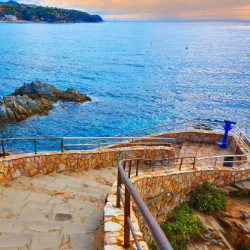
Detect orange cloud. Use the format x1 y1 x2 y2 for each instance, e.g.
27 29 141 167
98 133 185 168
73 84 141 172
179 5 250 20
34 0 250 20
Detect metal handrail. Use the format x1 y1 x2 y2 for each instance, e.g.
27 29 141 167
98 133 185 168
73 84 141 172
230 127 250 151
116 159 173 249
0 137 174 141
0 136 174 158
197 153 249 168
1 120 249 158
112 120 250 156
114 119 224 137
197 154 250 161
115 154 249 249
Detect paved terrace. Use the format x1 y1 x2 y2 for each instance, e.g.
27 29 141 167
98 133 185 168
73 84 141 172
0 140 238 249
0 167 117 250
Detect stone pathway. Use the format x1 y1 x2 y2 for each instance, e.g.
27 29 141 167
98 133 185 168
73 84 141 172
177 141 236 168
0 166 117 250
0 141 239 249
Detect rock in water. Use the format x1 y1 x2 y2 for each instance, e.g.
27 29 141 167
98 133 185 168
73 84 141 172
12 80 91 103
60 88 91 102
0 80 91 122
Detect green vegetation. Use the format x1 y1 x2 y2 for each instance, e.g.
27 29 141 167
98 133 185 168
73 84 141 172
239 244 250 250
149 240 158 250
189 182 227 214
0 4 102 22
229 191 250 199
150 202 204 250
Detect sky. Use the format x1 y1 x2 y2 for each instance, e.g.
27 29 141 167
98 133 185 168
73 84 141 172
14 0 250 20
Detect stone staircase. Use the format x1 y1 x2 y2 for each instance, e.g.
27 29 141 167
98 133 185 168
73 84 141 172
0 166 117 250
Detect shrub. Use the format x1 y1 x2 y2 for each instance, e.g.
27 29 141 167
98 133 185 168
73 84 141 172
189 182 227 214
239 244 250 250
152 202 204 250
229 191 250 199
149 240 158 250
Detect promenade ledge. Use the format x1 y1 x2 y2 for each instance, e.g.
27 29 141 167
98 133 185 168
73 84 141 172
0 120 249 249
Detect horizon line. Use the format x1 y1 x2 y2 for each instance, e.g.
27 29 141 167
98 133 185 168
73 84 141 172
103 19 250 22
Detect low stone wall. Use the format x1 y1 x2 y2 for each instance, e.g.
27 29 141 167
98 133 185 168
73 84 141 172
104 166 250 249
106 130 248 156
0 146 174 182
152 130 247 155
132 166 250 243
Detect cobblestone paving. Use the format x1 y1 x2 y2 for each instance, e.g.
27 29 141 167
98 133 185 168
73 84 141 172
178 141 236 168
0 166 117 250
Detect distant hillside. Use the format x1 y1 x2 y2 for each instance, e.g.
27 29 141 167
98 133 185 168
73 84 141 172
0 2 103 23
0 1 19 4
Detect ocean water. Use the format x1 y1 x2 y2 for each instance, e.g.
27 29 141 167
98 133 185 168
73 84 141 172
0 21 249 142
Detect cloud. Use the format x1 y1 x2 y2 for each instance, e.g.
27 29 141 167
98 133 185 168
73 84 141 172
19 0 250 20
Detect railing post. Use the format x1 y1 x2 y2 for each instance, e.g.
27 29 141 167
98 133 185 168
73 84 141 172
116 167 121 208
34 139 37 154
193 157 196 169
214 158 217 167
150 159 154 172
1 140 5 158
61 138 64 152
124 186 131 248
123 161 127 171
179 158 183 170
98 139 101 150
128 160 132 178
136 160 139 176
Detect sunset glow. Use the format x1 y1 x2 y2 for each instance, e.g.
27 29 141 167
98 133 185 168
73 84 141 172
19 0 250 20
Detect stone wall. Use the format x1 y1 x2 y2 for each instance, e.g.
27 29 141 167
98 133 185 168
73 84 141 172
132 166 250 243
0 146 174 182
104 166 250 249
1 130 248 183
106 130 248 157
152 130 247 155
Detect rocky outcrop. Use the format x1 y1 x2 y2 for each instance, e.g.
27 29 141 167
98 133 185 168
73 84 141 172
188 183 250 250
0 80 91 122
12 80 91 102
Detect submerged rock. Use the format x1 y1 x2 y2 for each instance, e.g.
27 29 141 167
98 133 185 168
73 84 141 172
0 80 91 122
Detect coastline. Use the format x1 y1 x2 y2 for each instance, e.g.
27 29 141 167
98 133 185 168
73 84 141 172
0 20 102 23
0 20 29 23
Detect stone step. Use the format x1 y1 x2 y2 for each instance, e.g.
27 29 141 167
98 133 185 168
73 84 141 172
4 175 110 202
0 232 97 249
50 172 111 191
0 189 100 209
0 232 33 248
49 172 86 184
0 166 116 249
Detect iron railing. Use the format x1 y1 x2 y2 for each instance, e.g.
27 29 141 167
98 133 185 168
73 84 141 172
114 120 224 137
1 120 249 158
116 158 173 249
0 137 174 157
113 120 250 163
115 154 249 249
196 154 250 168
114 120 249 146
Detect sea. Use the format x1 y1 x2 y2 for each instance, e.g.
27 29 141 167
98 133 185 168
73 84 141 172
0 21 249 147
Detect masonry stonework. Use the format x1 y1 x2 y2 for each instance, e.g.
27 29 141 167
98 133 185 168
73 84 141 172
0 146 174 182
